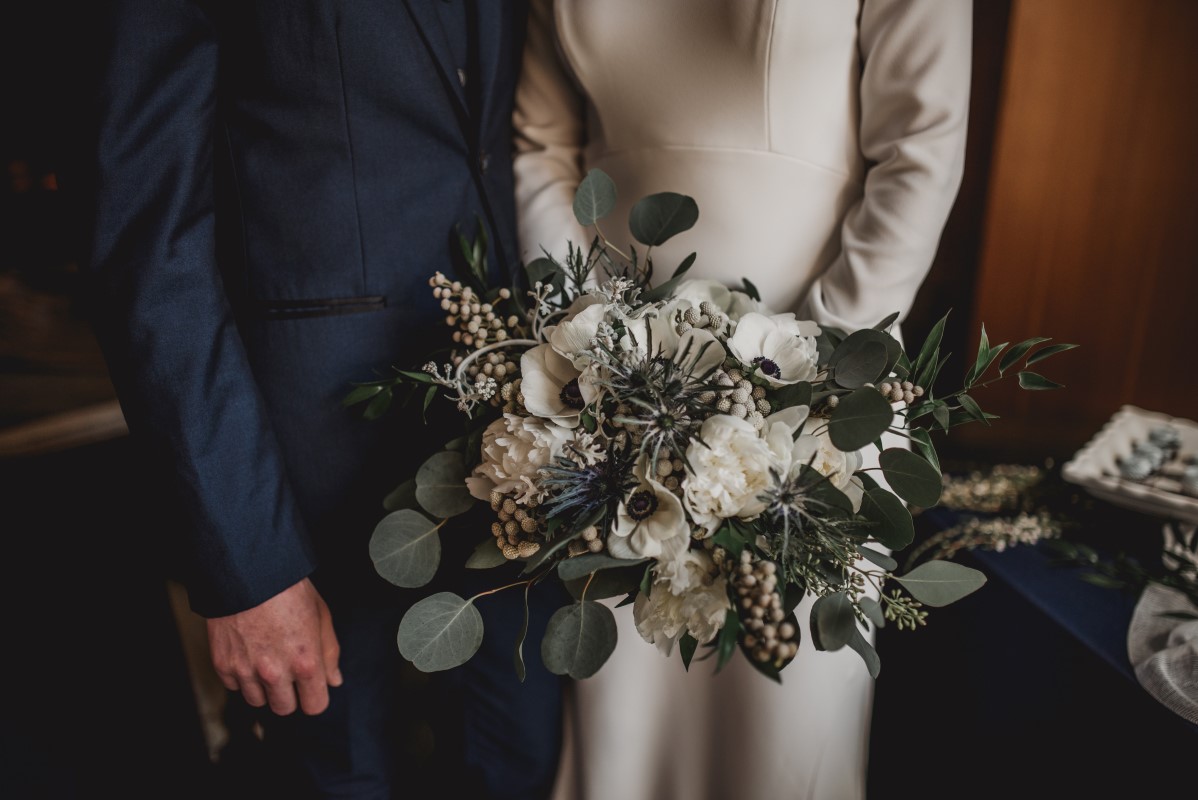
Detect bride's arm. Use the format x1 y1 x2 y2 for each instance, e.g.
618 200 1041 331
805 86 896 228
800 0 972 332
512 0 592 265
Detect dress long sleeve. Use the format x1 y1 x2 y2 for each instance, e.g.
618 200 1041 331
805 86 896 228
72 0 316 617
512 0 591 263
799 0 971 332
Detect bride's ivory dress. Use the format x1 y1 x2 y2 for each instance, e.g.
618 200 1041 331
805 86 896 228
512 2 971 797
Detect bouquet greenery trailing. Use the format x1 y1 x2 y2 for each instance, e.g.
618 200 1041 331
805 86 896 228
349 170 1073 681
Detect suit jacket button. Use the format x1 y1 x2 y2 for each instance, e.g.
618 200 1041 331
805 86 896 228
478 151 491 174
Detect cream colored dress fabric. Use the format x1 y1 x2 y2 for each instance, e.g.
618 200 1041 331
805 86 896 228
513 2 971 798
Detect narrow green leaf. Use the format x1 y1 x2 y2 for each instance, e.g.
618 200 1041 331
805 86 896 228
679 633 698 671
894 560 987 607
742 278 761 301
999 337 1051 374
912 313 948 380
858 545 899 573
908 428 941 473
879 448 943 508
558 553 648 582
932 401 950 430
715 609 741 673
639 253 697 302
1026 342 1078 366
564 565 645 601
397 592 484 672
369 509 442 588
966 341 1008 388
541 601 618 679
363 389 393 421
573 169 617 226
873 311 901 331
343 384 384 407
958 393 988 424
1018 371 1064 391
846 628 881 678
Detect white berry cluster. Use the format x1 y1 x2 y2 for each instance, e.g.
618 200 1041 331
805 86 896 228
428 272 521 356
566 525 606 556
875 380 924 404
489 489 546 560
675 301 728 336
699 368 772 430
651 449 687 492
730 551 798 665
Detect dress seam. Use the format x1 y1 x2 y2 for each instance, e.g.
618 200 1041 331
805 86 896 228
764 0 780 151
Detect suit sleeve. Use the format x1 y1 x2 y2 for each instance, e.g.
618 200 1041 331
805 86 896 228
71 1 316 617
511 0 591 263
799 0 971 332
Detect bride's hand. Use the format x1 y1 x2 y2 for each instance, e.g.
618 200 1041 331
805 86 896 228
206 577 343 716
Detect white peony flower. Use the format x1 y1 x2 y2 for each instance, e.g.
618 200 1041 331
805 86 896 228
726 290 765 321
633 550 730 655
609 459 691 561
520 344 599 428
683 414 776 533
727 312 820 387
466 413 573 503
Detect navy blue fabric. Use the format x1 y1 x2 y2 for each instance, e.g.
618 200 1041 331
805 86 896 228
67 2 564 798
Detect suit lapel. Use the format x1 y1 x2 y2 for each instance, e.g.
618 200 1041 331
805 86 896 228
401 0 470 127
473 1 506 130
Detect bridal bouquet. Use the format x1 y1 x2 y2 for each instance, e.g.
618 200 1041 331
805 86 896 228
350 170 1072 681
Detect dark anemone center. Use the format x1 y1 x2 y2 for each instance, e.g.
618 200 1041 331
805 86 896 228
752 356 781 378
559 378 585 409
626 489 659 521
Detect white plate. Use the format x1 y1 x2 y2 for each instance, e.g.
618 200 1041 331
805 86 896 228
1062 405 1198 523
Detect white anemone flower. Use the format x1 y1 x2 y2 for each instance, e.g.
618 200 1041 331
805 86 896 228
727 312 820 387
608 459 691 561
549 301 608 368
520 344 598 428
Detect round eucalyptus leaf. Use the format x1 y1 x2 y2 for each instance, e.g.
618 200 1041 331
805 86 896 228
859 596 885 629
846 628 881 678
859 488 915 550
828 388 894 452
832 340 889 389
894 560 987 607
878 448 942 508
628 192 699 246
541 601 618 679
573 169 617 226
829 328 901 379
465 538 508 570
369 509 442 588
811 592 856 652
415 450 474 518
397 592 484 672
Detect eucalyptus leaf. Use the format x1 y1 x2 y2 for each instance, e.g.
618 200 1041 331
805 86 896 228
415 450 475 518
397 592 484 672
859 488 914 550
833 340 889 389
830 329 901 383
369 509 442 588
894 560 987 607
770 381 813 412
558 553 648 582
846 628 881 678
999 337 1051 374
811 592 856 652
858 545 899 573
382 478 418 512
1026 342 1078 366
879 448 942 508
742 278 761 301
828 388 894 452
465 538 508 570
1017 371 1064 391
639 252 697 302
629 192 699 246
564 565 645 601
541 601 618 679
364 389 393 421
573 169 616 226
860 596 885 629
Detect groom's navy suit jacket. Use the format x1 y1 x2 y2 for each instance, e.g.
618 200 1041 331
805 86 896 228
75 0 529 618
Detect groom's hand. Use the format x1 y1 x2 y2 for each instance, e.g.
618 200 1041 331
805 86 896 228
207 578 343 716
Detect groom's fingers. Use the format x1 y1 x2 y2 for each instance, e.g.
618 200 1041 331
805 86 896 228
320 603 343 687
264 676 299 716
237 674 268 709
295 670 331 715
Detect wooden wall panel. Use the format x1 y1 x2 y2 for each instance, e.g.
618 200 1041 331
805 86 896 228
953 0 1198 460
